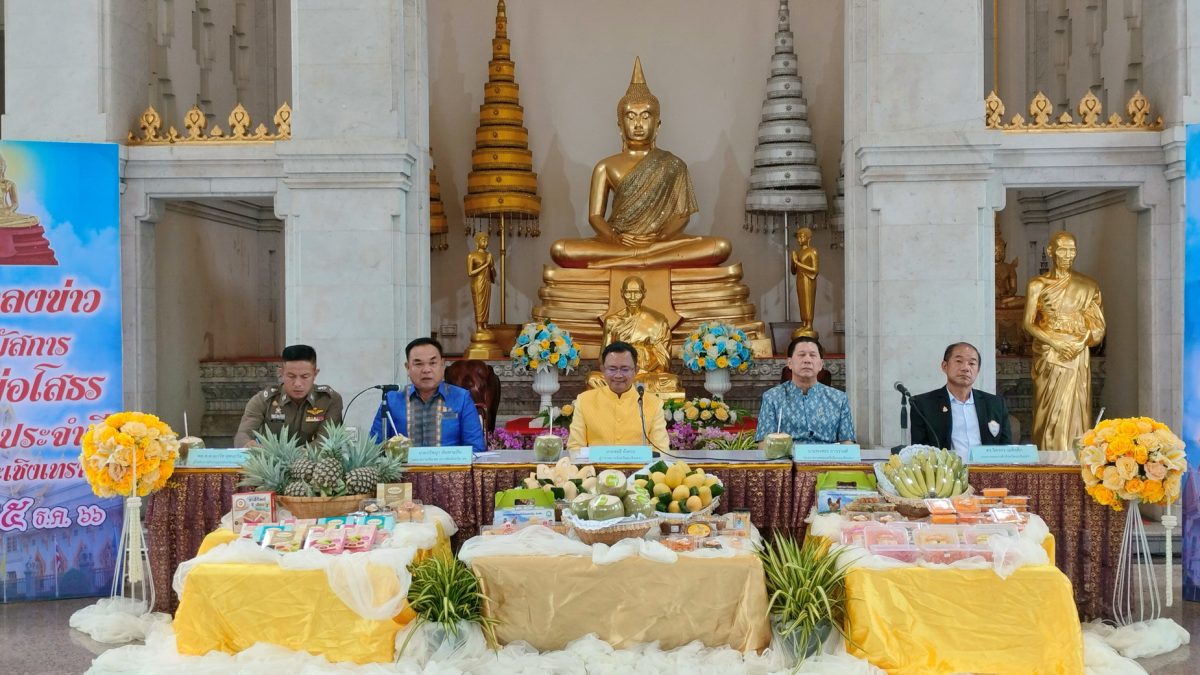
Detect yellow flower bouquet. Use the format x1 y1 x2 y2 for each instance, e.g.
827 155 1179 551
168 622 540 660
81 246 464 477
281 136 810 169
1078 417 1187 511
79 411 181 498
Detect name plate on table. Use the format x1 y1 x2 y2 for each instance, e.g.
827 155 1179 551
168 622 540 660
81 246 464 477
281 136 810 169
588 445 653 464
969 444 1039 464
185 448 247 468
793 443 861 463
406 446 474 465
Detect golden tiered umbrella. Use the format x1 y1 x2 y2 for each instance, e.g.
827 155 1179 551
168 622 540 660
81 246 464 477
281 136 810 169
463 0 540 345
429 152 449 251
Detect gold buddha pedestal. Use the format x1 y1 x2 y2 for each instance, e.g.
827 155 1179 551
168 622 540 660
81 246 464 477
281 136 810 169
534 58 771 364
0 154 57 266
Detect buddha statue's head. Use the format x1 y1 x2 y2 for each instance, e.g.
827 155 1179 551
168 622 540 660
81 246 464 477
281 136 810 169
617 57 660 149
620 276 646 311
474 231 489 250
995 231 1007 263
796 227 813 246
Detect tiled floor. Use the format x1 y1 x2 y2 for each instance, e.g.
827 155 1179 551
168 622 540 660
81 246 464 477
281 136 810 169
2 570 1197 674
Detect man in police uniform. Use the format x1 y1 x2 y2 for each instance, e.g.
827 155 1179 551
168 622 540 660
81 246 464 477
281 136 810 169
234 344 343 447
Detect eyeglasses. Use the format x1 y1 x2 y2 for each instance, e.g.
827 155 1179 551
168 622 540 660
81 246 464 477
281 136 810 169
603 366 636 376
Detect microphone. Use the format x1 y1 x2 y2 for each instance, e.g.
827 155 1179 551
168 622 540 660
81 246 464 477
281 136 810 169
375 384 401 392
894 382 941 450
635 383 649 448
893 381 911 397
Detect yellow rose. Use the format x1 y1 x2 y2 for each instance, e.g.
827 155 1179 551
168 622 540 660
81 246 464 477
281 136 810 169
700 410 713 421
1102 466 1124 491
698 357 707 368
716 356 729 368
561 404 574 416
685 407 699 420
1142 479 1165 504
1124 477 1144 495
1165 472 1182 500
1080 432 1097 447
1081 465 1100 487
1115 455 1139 481
1088 484 1116 507
715 408 729 421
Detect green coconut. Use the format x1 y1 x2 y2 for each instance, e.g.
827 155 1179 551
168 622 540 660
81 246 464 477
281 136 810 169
570 493 596 519
587 494 626 521
596 469 627 497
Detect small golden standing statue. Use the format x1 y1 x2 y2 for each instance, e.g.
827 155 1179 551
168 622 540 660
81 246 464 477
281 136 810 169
586 276 680 393
791 226 819 339
550 57 731 270
1023 231 1106 451
464 231 503 359
995 231 1023 309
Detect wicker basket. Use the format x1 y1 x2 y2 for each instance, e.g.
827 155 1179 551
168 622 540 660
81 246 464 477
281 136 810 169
565 515 659 546
277 493 372 520
879 486 975 519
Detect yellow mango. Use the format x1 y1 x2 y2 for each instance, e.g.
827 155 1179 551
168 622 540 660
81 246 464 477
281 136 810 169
671 485 691 502
684 473 706 488
668 500 682 514
686 495 703 513
650 471 667 485
698 485 713 506
652 482 672 497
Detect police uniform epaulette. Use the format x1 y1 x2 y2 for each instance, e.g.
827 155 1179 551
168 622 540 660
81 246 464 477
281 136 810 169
315 385 332 393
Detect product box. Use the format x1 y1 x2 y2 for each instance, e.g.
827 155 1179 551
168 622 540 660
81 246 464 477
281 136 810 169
362 513 396 532
817 489 878 514
253 523 287 544
318 516 354 527
377 483 413 510
305 526 347 554
493 505 555 527
262 528 303 553
231 492 275 530
344 524 378 554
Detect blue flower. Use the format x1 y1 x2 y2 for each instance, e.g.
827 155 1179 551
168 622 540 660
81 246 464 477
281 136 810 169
518 333 531 345
728 355 741 368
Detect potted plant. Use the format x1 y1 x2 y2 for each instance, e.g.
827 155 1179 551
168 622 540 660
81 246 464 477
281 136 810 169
758 536 852 664
397 551 499 659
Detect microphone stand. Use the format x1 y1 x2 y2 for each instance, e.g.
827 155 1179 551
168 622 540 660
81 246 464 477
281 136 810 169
636 384 650 449
896 390 909 453
376 388 401 439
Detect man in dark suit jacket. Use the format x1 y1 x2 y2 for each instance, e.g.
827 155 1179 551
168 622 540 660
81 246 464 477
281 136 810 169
910 342 1011 454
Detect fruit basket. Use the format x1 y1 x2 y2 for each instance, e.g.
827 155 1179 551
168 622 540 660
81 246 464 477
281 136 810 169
562 513 659 545
873 446 972 518
629 460 724 520
278 494 372 520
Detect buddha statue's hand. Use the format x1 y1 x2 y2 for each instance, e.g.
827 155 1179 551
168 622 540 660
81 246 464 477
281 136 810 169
617 232 658 248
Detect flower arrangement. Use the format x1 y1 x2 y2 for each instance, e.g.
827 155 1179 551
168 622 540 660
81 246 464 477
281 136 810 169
533 403 574 429
511 321 580 372
487 426 568 451
79 411 181 498
1078 417 1188 511
664 397 739 429
681 322 753 373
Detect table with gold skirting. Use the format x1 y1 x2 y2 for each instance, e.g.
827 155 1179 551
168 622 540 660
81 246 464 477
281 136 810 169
845 564 1084 674
145 468 242 613
172 528 449 664
472 552 772 652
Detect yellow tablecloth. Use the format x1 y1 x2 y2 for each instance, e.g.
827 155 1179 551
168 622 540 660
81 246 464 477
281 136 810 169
845 564 1084 674
472 553 772 652
174 528 445 664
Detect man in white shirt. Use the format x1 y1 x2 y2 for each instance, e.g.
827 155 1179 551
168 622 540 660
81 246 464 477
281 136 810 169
909 342 1012 454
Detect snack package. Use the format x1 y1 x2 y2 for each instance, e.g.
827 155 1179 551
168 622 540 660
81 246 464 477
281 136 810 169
231 492 275 531
306 527 347 554
923 498 956 515
318 516 353 527
377 483 414 510
253 523 287 544
238 523 258 540
262 528 303 553
863 525 908 548
989 507 1023 524
344 524 378 553
395 500 426 523
662 535 696 552
914 525 961 547
981 487 1009 498
362 513 396 532
493 505 554 528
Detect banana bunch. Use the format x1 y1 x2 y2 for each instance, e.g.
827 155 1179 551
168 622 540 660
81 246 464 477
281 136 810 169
881 448 967 499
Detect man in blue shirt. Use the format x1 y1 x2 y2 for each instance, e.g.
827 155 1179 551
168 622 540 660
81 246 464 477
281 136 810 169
756 337 855 445
369 337 487 452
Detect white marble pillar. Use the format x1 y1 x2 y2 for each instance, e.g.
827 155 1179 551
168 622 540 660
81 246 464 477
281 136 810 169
277 0 429 432
844 0 998 447
1 0 149 142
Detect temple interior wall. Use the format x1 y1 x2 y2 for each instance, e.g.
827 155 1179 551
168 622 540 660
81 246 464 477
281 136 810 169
427 0 846 355
154 200 283 433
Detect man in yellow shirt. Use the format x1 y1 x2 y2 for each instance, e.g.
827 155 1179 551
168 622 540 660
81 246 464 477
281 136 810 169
568 341 670 452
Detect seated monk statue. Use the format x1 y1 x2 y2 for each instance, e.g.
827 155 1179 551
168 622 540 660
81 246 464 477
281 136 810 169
996 231 1024 309
586 276 681 394
550 57 731 270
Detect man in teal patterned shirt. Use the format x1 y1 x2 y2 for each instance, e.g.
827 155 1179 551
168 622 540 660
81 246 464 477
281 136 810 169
756 337 855 444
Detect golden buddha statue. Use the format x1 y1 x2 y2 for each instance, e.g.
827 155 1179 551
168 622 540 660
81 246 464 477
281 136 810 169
791 227 819 339
0 155 39 230
467 231 496 330
550 58 731 270
1023 231 1106 451
995 231 1024 309
585 275 680 393
464 231 503 359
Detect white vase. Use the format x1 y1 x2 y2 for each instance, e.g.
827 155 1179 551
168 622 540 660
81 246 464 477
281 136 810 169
704 367 732 400
532 367 560 415
112 496 154 613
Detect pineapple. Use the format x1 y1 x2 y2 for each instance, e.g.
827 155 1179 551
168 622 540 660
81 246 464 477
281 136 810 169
282 480 314 497
316 423 356 457
310 452 346 496
343 432 386 495
288 446 319 483
239 452 290 494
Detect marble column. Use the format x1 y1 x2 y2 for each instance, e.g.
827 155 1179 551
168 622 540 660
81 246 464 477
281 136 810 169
277 0 429 432
1 0 150 142
844 0 998 447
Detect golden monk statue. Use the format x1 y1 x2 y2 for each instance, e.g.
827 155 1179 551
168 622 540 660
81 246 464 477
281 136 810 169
0 155 38 229
791 227 819 339
1023 231 1106 451
550 58 731 270
467 231 496 330
586 276 680 393
995 231 1024 309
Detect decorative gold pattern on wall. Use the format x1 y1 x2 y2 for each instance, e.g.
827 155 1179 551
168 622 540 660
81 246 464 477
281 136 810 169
985 90 1162 132
127 103 292 145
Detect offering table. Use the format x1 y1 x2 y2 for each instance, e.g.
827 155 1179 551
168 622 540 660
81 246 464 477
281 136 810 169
472 551 772 652
172 528 448 664
845 564 1084 674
